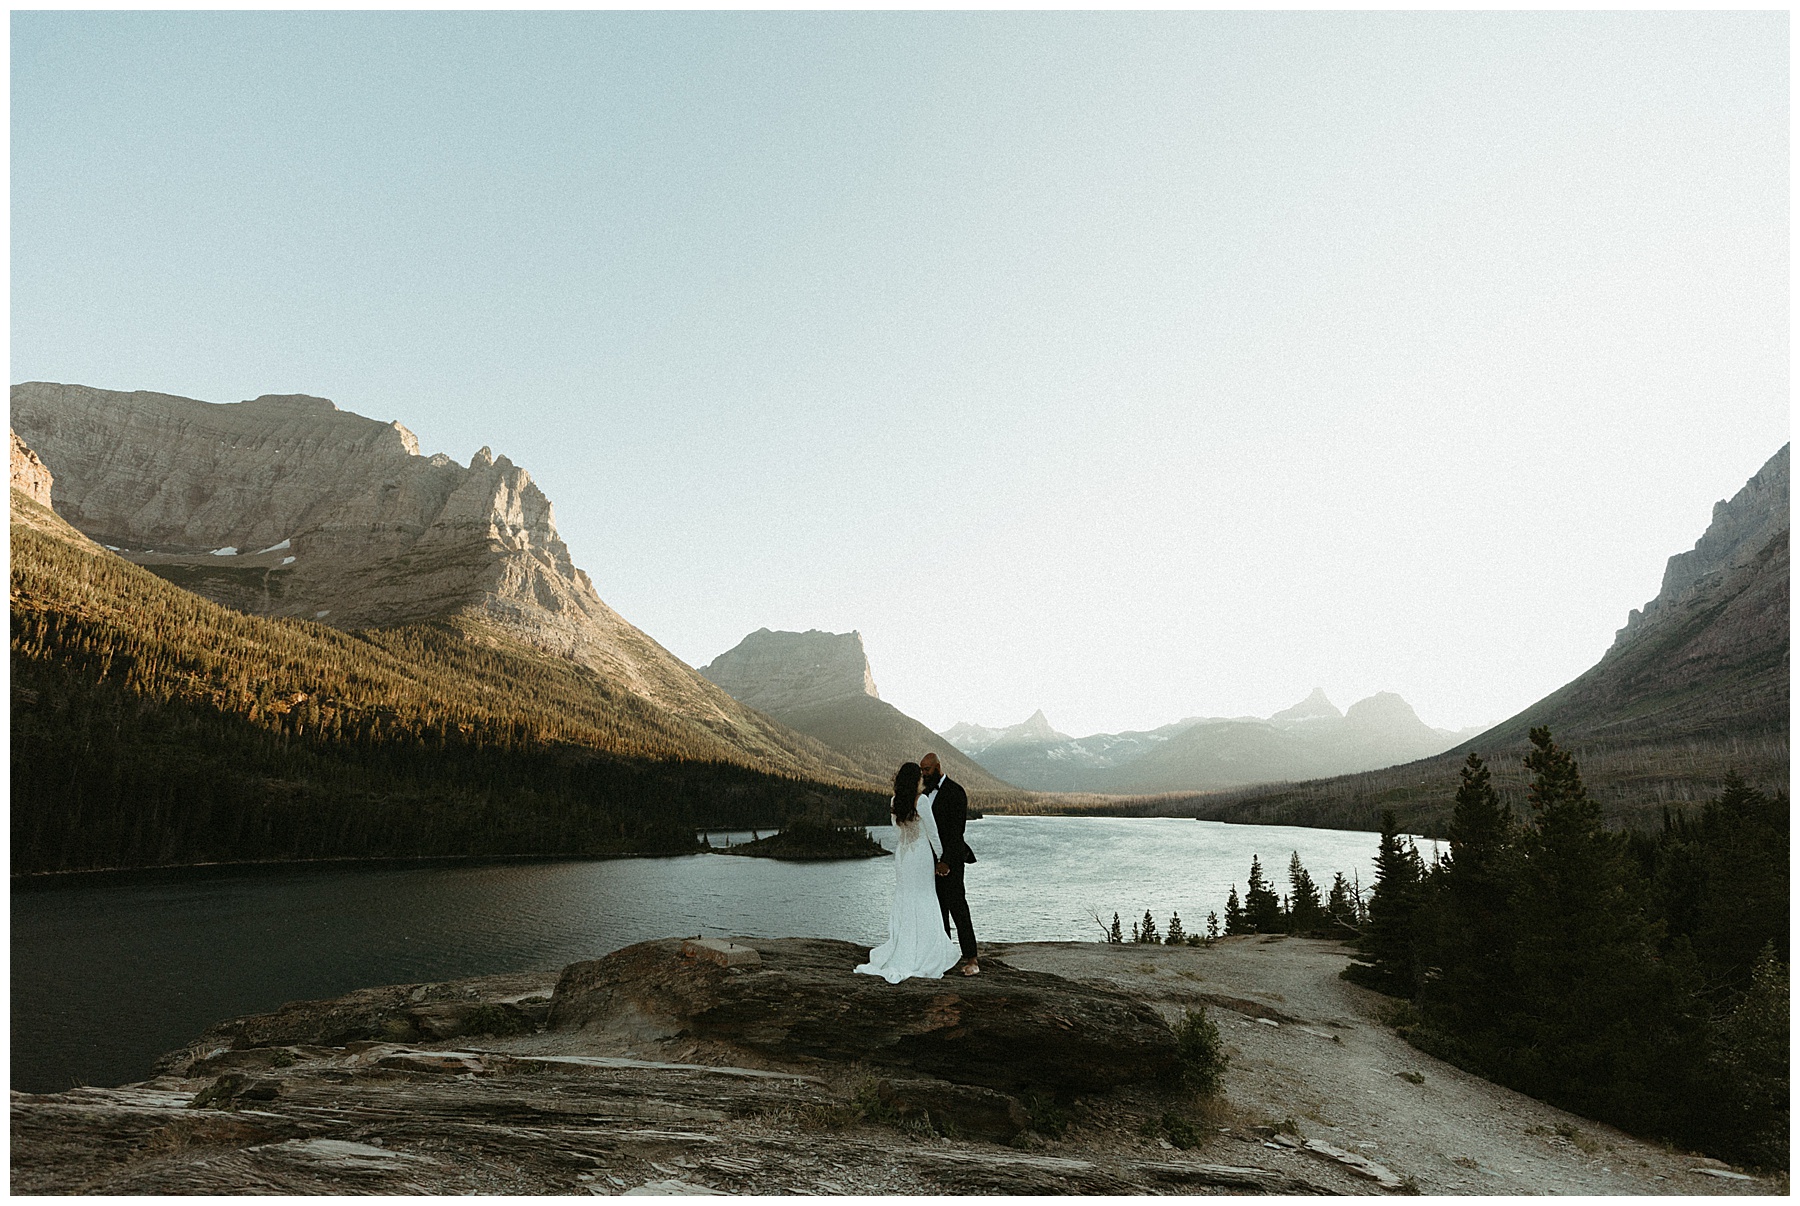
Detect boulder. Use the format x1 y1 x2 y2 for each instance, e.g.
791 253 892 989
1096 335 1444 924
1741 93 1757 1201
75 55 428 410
546 937 1179 1095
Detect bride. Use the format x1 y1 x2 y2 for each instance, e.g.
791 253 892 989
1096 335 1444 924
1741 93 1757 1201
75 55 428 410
855 761 964 983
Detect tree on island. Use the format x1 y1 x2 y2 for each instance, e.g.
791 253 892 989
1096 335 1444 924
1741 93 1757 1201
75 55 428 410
1108 912 1124 944
1244 856 1282 933
1165 912 1186 945
1206 910 1221 942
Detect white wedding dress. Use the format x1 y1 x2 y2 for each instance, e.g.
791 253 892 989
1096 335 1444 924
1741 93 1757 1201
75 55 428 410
854 795 964 983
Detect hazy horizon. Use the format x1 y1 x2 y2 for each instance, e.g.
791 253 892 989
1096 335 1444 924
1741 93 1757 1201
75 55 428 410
12 12 1787 737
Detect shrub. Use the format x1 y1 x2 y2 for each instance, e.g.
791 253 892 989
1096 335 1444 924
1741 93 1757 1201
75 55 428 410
1174 1006 1228 1096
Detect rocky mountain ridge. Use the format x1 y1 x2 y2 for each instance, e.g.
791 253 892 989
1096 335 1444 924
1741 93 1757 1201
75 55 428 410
1613 444 1788 654
10 382 872 786
944 690 1481 794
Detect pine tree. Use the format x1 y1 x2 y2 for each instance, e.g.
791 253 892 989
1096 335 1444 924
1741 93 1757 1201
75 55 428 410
1287 852 1324 934
1224 886 1246 936
1244 856 1282 933
1138 909 1160 944
1108 911 1124 944
1326 873 1357 930
1422 752 1519 1046
1360 809 1424 993
1499 727 1703 1135
1206 910 1220 941
1165 912 1186 945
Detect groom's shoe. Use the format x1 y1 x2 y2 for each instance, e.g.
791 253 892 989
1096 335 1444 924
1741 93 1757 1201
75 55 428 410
960 959 980 976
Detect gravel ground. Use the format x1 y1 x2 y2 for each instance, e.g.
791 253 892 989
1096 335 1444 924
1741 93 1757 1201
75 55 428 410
990 936 1783 1196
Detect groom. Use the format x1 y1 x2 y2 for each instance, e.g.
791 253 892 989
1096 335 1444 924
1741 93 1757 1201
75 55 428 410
920 752 979 976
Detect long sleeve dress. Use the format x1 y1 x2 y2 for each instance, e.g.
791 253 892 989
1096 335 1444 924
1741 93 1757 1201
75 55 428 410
853 796 965 983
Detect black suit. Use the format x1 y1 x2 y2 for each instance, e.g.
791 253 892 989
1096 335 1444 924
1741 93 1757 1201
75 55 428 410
929 775 978 962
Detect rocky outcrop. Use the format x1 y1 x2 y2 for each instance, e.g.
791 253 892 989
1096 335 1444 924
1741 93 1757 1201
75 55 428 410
700 629 880 712
17 936 1768 1196
546 938 1179 1095
154 972 559 1072
10 429 52 507
10 382 869 784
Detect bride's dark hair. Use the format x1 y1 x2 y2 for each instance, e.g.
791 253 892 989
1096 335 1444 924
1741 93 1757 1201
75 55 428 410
892 762 922 823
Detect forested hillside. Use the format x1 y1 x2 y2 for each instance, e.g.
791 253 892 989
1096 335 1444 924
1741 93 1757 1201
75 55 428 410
11 493 884 873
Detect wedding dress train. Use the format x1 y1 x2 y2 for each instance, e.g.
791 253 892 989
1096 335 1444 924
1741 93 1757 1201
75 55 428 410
854 796 964 984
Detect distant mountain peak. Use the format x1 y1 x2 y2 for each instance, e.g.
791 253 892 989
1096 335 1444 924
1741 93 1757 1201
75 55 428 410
1270 688 1341 723
992 709 1071 747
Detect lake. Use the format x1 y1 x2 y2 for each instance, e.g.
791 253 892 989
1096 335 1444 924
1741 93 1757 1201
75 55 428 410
12 815 1416 1093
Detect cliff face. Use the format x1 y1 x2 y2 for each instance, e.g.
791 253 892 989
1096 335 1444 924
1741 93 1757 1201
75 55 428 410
699 628 880 713
10 382 868 781
10 429 53 507
700 628 1014 792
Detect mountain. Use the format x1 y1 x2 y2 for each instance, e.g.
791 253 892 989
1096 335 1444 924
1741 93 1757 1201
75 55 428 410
10 484 886 873
944 689 1471 794
1193 445 1789 832
10 382 868 786
700 629 1015 793
1467 443 1789 749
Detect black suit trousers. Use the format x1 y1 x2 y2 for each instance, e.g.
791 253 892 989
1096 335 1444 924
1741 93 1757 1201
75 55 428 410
935 860 977 962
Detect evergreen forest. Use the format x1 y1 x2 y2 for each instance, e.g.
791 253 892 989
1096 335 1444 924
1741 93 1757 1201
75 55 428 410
1347 730 1787 1169
11 510 886 874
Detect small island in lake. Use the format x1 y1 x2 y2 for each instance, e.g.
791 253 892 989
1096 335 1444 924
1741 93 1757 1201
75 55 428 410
712 821 886 860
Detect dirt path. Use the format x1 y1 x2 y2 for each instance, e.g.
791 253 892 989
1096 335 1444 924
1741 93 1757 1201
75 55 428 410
990 936 1780 1196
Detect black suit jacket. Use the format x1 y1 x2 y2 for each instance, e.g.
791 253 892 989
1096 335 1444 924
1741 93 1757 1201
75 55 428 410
931 776 977 865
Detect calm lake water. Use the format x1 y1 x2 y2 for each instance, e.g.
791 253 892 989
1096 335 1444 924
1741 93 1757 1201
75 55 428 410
12 816 1414 1093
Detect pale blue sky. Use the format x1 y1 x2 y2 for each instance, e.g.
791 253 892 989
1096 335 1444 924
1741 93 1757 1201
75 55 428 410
12 11 1788 737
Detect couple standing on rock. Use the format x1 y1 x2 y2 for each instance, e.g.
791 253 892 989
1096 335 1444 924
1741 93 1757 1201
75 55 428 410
855 752 980 983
